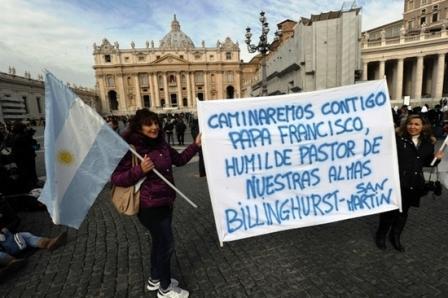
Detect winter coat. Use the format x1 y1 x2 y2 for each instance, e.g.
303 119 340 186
11 131 38 192
111 132 199 208
164 121 174 135
175 120 186 134
396 134 435 208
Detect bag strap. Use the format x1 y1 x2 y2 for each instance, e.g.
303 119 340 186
130 145 138 167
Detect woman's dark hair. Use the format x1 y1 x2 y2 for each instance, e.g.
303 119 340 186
129 109 161 133
398 114 434 141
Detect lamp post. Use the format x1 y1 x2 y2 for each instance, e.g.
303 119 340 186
245 11 281 96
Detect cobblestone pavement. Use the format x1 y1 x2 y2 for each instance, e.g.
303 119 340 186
2 160 448 297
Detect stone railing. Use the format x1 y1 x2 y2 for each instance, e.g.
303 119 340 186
363 29 447 49
425 31 442 39
385 37 400 45
404 35 420 42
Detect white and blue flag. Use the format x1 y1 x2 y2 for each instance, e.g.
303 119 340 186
39 72 129 229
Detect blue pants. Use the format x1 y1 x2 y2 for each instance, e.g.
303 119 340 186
138 206 174 290
0 232 42 265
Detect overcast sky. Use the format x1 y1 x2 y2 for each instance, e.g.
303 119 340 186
0 0 404 87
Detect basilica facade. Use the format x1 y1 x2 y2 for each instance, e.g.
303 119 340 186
93 15 242 115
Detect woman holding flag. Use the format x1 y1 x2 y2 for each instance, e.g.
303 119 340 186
111 109 200 298
375 114 444 252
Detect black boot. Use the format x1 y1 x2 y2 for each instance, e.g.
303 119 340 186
389 215 407 252
375 213 393 250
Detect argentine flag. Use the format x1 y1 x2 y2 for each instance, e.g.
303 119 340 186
39 72 129 229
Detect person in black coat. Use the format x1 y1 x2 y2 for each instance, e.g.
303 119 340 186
11 122 38 193
175 118 186 146
190 115 206 177
375 114 444 252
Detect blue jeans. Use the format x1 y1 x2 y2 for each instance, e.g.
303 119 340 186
17 232 42 248
138 206 174 290
1 231 42 256
0 232 42 265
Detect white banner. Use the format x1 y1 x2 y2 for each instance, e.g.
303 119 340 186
198 80 401 243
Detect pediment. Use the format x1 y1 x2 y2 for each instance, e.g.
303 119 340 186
152 54 188 65
98 38 117 54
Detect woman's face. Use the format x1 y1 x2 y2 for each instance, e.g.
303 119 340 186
406 118 423 136
140 121 160 139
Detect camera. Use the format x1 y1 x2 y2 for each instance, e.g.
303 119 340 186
424 181 442 196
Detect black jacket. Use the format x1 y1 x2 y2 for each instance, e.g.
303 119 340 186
396 134 435 207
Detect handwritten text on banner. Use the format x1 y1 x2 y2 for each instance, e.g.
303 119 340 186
197 80 401 243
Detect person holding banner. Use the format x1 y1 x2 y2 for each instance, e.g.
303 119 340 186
376 114 444 252
111 109 200 298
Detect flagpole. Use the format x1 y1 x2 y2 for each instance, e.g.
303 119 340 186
431 135 448 166
128 146 198 208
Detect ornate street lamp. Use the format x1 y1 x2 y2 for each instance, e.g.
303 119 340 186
245 11 281 96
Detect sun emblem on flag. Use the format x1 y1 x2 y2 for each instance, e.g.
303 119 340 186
57 150 75 166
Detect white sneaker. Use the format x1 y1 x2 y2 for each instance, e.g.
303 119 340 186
146 278 179 291
157 283 189 298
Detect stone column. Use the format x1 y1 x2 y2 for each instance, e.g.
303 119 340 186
163 72 169 107
362 62 368 81
434 53 446 100
98 76 109 113
217 71 224 99
414 56 424 100
395 59 404 101
148 73 156 109
186 72 192 108
204 71 209 100
134 74 142 109
235 71 241 98
176 72 182 107
191 72 197 107
116 75 127 114
153 73 160 108
379 60 385 80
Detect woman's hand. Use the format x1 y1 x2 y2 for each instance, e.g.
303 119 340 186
195 133 202 147
435 150 444 160
140 154 154 173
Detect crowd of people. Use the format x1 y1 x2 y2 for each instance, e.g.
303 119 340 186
2 101 448 296
104 113 194 147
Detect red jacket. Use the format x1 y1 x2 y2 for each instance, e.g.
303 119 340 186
111 132 199 208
